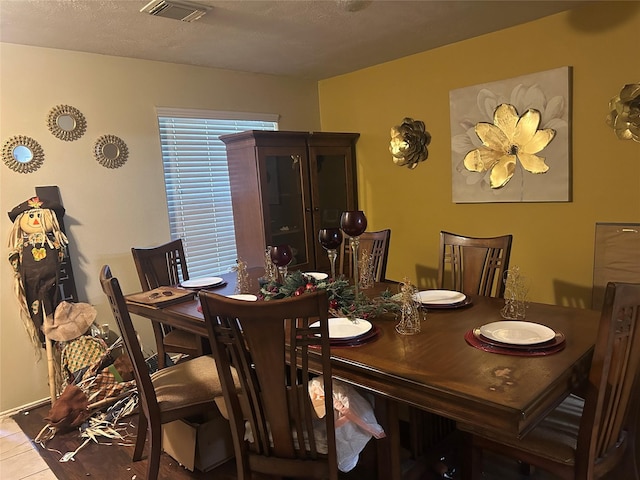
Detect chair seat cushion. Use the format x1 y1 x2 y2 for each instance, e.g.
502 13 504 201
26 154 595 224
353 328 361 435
460 394 583 466
163 329 199 350
151 354 223 410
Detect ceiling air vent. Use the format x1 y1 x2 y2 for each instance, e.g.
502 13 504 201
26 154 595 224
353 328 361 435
140 0 210 22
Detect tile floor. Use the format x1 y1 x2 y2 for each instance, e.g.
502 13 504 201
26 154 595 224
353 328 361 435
0 416 56 480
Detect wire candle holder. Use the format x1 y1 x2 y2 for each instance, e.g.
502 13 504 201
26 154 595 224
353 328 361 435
263 247 278 282
233 258 251 293
395 278 422 335
500 266 529 320
359 249 375 289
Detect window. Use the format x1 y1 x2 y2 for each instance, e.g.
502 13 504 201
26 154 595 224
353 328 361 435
157 108 278 278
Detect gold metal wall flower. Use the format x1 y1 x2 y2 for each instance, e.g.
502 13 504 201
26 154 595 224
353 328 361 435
463 104 556 189
389 117 431 170
606 83 640 143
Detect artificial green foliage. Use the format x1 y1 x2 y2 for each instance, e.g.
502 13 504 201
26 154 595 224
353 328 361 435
259 271 400 319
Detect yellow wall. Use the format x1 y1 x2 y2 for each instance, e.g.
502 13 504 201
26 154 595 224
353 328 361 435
318 1 640 306
0 44 320 412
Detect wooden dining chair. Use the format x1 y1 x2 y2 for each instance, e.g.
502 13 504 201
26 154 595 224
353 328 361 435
459 281 640 480
199 289 339 480
99 265 227 480
408 231 513 468
438 231 513 298
339 229 391 282
131 239 203 368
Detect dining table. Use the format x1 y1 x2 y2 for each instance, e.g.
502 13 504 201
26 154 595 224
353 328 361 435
125 268 600 480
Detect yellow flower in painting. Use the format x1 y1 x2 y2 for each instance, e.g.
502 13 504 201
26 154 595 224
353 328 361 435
463 104 556 188
32 247 47 261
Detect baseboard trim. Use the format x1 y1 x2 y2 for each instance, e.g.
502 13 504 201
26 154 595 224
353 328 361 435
0 397 51 419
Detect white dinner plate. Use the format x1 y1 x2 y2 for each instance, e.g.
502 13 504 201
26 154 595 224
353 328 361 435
310 317 372 340
412 290 466 305
305 272 329 281
479 321 556 345
180 276 224 288
226 294 258 301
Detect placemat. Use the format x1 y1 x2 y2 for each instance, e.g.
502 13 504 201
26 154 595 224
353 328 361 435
308 325 380 348
329 325 380 347
472 327 565 350
464 330 565 356
422 297 473 309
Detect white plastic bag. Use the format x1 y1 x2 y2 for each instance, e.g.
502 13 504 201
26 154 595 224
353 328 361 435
309 377 385 472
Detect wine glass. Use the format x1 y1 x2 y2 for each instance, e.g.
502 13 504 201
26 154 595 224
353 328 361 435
318 228 343 279
270 244 293 282
340 211 368 303
340 211 367 237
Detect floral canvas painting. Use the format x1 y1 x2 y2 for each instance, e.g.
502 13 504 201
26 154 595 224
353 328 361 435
449 66 571 203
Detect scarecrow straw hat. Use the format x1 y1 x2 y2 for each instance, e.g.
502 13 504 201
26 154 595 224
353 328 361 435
45 301 97 342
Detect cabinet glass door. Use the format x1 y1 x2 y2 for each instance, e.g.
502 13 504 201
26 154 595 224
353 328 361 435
264 153 309 267
316 154 350 229
311 148 357 271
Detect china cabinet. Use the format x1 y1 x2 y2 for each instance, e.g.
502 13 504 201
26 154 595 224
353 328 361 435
220 130 359 272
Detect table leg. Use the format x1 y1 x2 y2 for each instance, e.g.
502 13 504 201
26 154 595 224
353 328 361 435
374 396 402 480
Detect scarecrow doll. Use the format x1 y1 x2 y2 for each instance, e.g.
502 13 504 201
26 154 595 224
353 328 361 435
7 196 68 353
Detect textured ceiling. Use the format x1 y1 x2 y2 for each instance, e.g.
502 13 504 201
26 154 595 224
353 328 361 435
0 0 588 80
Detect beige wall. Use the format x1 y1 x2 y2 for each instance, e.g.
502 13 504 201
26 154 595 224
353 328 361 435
318 2 640 305
0 44 320 411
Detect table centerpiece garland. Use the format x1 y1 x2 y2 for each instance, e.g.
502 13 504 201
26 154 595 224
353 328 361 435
258 270 400 320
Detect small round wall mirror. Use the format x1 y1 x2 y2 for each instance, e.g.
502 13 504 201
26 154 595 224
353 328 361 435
94 134 128 169
57 115 76 131
2 135 45 173
47 104 87 141
13 145 33 163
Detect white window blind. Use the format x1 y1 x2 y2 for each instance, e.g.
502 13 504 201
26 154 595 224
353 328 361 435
157 108 278 278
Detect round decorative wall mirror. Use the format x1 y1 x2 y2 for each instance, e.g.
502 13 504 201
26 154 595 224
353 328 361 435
47 104 87 141
2 136 45 173
94 134 128 169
